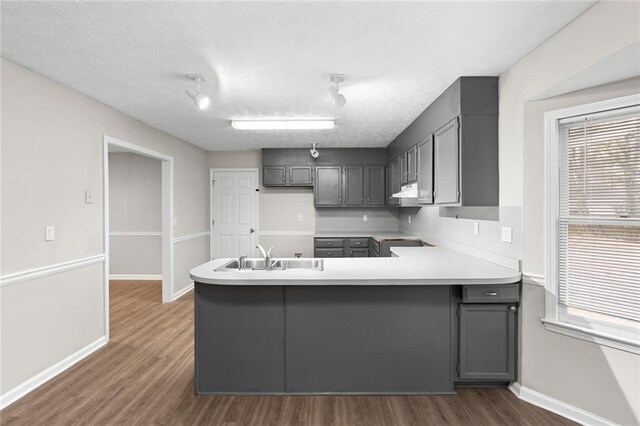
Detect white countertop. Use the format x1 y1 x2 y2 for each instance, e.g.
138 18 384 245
190 245 521 286
314 231 422 242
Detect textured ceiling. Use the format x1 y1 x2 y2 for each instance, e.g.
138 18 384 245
1 1 595 151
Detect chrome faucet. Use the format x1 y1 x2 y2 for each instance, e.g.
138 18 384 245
256 244 274 270
238 254 247 270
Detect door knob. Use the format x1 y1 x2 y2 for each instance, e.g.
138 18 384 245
250 228 255 234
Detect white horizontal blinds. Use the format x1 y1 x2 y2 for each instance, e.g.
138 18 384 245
558 106 640 323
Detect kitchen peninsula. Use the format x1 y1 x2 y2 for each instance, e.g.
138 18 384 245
191 245 521 395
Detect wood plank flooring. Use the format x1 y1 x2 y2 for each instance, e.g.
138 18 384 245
0 280 575 425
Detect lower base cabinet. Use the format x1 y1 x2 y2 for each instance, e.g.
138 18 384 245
457 303 517 382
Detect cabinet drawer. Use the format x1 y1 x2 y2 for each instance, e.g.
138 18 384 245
348 238 369 248
462 284 520 303
314 238 344 248
348 248 369 257
314 248 344 258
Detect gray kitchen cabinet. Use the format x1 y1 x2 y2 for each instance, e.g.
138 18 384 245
365 166 386 206
407 145 418 183
315 166 342 206
289 166 313 185
263 166 287 186
385 165 396 205
434 117 460 204
417 139 433 204
386 77 498 206
390 157 402 204
399 152 408 185
344 166 364 206
458 304 516 382
347 248 369 257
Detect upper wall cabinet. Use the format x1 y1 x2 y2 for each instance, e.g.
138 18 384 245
263 165 313 187
386 77 499 207
344 166 364 206
315 166 342 206
434 118 460 204
365 166 386 206
417 139 433 204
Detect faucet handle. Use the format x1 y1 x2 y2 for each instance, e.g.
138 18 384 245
267 246 274 256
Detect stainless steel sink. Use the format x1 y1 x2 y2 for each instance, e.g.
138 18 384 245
215 258 323 271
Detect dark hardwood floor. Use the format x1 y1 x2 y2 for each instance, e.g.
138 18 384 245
0 280 575 425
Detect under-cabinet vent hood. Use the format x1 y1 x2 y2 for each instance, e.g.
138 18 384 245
392 182 418 199
392 182 419 207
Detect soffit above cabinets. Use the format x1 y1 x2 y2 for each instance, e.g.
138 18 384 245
1 1 595 151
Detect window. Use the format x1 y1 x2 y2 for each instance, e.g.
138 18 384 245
544 95 640 354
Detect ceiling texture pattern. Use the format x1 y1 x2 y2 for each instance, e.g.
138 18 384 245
1 1 595 151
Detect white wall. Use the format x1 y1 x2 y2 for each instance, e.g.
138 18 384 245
0 58 209 397
108 153 161 276
498 2 640 424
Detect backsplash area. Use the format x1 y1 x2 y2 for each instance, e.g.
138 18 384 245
399 206 522 264
315 208 400 232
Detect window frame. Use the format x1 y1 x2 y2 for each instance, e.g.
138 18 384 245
543 94 640 354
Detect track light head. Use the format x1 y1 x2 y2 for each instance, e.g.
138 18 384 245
310 143 320 158
329 74 346 109
185 74 210 110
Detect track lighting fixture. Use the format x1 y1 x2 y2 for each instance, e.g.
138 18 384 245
185 74 210 110
310 142 320 158
329 74 346 109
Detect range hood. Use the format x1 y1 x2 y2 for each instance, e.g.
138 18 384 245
392 182 418 199
392 182 419 207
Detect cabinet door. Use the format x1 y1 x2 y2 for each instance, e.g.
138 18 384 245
434 117 460 204
344 166 364 206
365 165 386 206
417 139 433 204
407 146 418 183
289 166 313 186
385 164 394 205
389 158 402 205
263 166 287 186
347 248 368 257
315 166 343 206
458 304 516 381
399 152 408 185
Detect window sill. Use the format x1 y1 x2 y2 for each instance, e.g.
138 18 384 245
542 319 640 355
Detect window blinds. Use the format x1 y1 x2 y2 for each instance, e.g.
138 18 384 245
558 108 640 323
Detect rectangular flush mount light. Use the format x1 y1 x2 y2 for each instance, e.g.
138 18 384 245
231 120 335 130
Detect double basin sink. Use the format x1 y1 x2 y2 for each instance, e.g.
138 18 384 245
215 258 324 272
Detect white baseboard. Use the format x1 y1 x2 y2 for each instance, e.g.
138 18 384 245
173 281 194 300
0 336 108 411
109 274 162 281
509 383 616 426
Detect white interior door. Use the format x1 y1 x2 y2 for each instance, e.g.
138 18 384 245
210 169 258 259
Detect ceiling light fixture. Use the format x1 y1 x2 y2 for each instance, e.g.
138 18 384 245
310 142 320 158
329 74 346 109
185 74 210 110
231 120 335 130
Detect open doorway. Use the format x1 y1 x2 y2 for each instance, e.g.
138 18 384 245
103 135 174 339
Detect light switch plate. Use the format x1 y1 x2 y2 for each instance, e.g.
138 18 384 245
363 215 368 222
473 222 479 235
84 190 93 204
45 226 55 241
501 227 512 243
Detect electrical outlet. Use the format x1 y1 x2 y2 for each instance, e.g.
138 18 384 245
85 190 93 204
473 222 479 235
45 226 55 241
408 215 412 224
297 215 303 222
501 227 512 243
363 215 368 222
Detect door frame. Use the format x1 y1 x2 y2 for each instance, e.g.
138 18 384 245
209 168 260 260
103 135 175 338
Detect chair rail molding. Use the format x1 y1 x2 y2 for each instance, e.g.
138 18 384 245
0 254 106 288
173 231 210 244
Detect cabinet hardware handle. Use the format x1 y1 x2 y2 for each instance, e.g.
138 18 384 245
327 242 332 246
510 306 517 312
328 253 333 256
484 292 498 296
